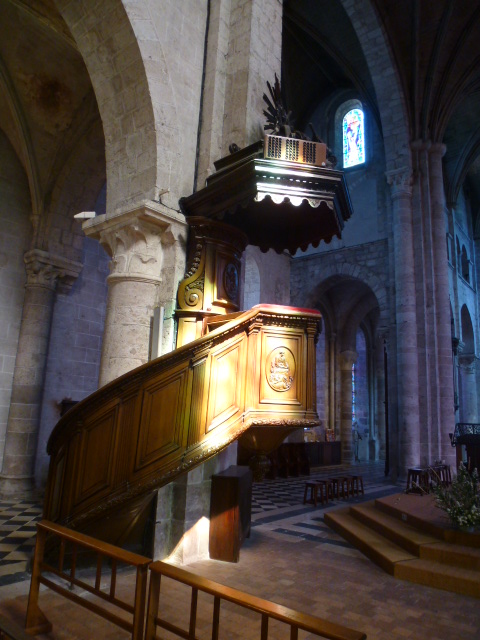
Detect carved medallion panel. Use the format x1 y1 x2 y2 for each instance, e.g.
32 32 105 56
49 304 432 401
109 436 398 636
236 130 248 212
259 332 303 405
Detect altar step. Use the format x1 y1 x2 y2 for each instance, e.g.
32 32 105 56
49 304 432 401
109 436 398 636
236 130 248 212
324 499 480 598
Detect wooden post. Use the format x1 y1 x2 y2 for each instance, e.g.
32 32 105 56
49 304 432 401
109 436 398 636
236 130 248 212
25 526 53 635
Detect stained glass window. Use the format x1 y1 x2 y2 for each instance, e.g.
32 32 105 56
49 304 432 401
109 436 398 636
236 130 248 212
343 108 365 168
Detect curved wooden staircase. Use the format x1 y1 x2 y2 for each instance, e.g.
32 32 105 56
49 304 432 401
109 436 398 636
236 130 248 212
43 304 321 544
325 494 480 598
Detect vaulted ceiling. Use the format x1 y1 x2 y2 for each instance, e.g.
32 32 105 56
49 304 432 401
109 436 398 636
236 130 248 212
0 0 103 228
283 0 480 228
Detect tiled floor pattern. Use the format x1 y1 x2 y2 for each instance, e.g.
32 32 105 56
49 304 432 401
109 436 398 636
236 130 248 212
0 501 43 584
1 463 479 638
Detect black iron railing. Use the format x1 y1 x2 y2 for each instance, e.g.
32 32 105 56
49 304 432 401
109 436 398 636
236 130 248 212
450 423 480 446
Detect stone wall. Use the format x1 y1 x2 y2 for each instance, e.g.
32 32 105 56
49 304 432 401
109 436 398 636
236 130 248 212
0 132 32 469
36 237 109 486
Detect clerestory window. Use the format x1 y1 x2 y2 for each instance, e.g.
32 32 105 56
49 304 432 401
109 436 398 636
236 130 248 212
343 108 365 168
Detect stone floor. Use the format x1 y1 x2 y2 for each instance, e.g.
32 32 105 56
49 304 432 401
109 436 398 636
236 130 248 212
1 462 480 639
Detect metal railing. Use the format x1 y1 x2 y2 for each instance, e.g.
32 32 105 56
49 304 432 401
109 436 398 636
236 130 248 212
145 560 367 640
25 520 151 639
451 423 480 446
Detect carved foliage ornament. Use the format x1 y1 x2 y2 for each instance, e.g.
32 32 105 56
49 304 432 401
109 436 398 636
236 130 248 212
99 222 164 280
24 249 82 292
223 263 239 301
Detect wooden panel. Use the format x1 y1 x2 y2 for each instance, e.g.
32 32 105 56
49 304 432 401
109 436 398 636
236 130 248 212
205 336 244 432
76 407 118 503
135 368 189 470
209 466 252 562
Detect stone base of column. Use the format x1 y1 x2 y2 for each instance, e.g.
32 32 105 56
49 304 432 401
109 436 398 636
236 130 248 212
0 473 38 500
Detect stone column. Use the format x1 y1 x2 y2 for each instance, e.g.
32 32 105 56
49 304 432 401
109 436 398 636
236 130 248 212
0 250 82 497
386 169 421 472
458 348 479 424
339 350 357 463
429 144 456 464
328 333 336 434
83 201 187 387
374 334 386 461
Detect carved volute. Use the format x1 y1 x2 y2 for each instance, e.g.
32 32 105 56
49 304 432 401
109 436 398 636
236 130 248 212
176 217 248 347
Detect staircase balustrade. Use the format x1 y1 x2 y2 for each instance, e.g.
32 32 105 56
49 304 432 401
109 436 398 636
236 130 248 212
145 560 367 640
25 520 151 639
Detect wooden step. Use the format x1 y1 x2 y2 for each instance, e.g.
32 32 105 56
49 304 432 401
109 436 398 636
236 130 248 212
395 558 480 599
349 502 439 555
324 508 415 575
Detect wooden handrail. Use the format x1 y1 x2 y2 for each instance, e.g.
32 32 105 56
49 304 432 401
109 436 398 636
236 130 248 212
145 561 367 640
25 520 151 639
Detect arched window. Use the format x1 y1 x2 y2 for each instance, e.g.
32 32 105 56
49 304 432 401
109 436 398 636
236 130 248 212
461 245 470 282
343 108 365 168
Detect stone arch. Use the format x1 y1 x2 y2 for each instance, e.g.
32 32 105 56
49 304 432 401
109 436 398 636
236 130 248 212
39 118 106 261
340 0 411 173
296 263 386 463
302 261 389 329
55 0 206 213
340 291 379 353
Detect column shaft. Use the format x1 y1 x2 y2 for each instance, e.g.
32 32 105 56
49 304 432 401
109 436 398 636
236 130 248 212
429 144 456 463
387 170 421 472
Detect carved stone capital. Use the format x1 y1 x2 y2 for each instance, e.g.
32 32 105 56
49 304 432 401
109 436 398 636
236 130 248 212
339 349 358 370
24 249 83 292
410 139 431 153
429 142 447 159
82 200 187 283
458 353 476 370
385 168 413 199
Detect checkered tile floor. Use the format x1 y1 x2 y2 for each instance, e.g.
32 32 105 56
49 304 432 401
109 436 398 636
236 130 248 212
251 461 397 514
0 462 400 585
0 501 43 585
250 461 402 545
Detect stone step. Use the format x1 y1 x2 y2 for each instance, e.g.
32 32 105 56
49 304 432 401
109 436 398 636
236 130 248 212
325 501 480 598
419 541 480 571
395 558 480 599
324 508 415 575
349 502 439 555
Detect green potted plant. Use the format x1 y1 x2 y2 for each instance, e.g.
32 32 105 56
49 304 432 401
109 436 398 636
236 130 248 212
434 463 480 531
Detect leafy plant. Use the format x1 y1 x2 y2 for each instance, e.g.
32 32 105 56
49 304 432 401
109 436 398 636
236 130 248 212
434 463 480 530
